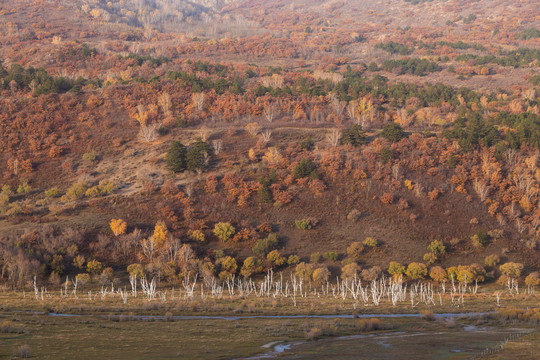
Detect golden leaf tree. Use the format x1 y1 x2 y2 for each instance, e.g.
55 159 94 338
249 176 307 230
110 219 127 236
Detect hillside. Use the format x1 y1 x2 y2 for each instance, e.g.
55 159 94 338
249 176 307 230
0 0 538 291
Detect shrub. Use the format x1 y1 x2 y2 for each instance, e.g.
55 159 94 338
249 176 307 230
340 124 366 146
189 230 205 242
267 250 286 267
65 182 87 200
423 252 437 264
295 262 314 281
388 262 405 278
186 138 211 172
484 254 500 267
310 252 321 263
73 255 85 269
127 263 144 278
240 257 262 278
17 181 31 194
356 318 382 332
252 233 279 256
300 136 315 150
346 242 364 260
110 218 127 236
82 151 98 162
380 193 394 204
499 262 524 279
217 256 237 274
429 266 447 283
380 147 393 164
363 237 378 247
525 273 540 287
456 264 486 284
87 259 103 277
381 122 406 142
323 251 338 261
293 159 316 178
312 266 330 285
287 254 300 265
427 240 445 255
50 254 65 275
341 262 361 279
213 222 235 242
214 249 225 259
97 180 115 195
18 345 31 359
421 310 435 321
367 62 379 71
166 140 187 172
85 186 100 197
405 262 427 280
295 218 313 230
471 230 489 248
361 266 382 282
0 320 24 334
305 327 323 341
44 187 60 198
153 221 169 247
75 273 91 285
257 181 273 203
176 115 187 128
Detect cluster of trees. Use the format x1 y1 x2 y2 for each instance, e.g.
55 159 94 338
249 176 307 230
380 59 440 76
0 63 88 95
4 214 536 290
455 48 540 68
166 139 212 173
417 40 486 52
375 41 413 55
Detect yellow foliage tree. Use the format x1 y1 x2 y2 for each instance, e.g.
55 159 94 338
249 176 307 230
262 147 283 167
110 219 127 236
248 148 257 162
153 221 169 248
